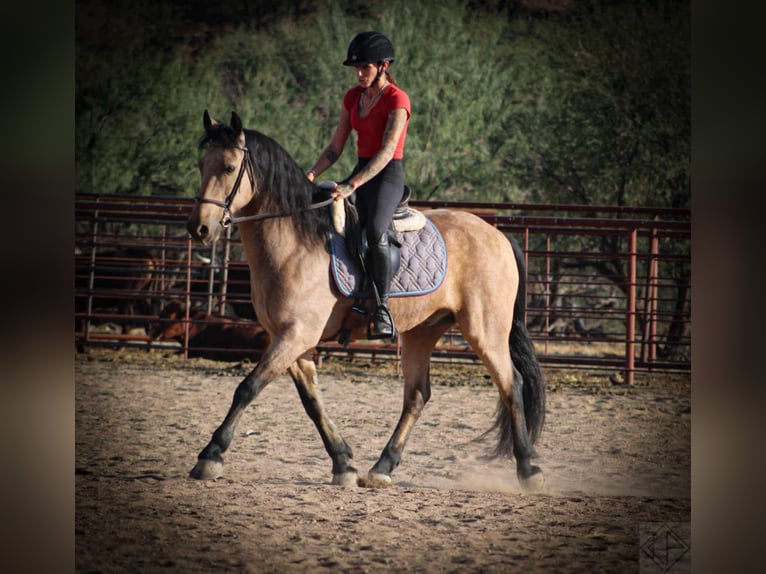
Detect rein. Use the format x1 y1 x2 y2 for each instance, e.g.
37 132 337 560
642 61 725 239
196 145 335 228
228 197 335 226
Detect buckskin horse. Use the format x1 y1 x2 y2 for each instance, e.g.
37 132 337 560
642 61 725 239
186 111 546 491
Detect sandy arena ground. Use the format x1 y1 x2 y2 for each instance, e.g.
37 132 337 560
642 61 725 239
75 347 690 573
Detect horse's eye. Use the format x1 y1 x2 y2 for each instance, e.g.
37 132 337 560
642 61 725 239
225 165 236 175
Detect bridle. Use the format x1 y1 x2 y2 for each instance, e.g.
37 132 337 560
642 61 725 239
195 144 334 228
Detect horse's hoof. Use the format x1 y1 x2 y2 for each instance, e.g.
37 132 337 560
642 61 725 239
189 459 224 480
362 472 393 489
331 471 359 488
519 467 545 493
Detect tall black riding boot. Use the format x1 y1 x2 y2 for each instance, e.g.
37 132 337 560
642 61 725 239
369 233 396 340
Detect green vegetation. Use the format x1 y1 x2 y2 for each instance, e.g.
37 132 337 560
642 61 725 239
76 0 689 208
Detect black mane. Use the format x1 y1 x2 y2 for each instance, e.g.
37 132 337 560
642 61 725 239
198 123 331 244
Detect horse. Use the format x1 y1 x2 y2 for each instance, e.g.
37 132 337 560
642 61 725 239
186 110 546 491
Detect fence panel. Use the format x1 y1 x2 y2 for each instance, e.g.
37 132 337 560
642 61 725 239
75 194 690 383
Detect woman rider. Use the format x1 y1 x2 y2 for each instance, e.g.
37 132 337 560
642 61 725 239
306 32 411 340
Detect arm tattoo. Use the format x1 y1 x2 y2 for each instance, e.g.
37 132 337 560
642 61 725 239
323 149 339 164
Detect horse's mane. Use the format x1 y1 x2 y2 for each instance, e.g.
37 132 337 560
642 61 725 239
198 123 331 244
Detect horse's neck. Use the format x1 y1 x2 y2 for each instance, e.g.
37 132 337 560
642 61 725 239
238 220 322 275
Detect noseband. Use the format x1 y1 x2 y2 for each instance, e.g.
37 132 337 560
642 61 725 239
196 144 335 227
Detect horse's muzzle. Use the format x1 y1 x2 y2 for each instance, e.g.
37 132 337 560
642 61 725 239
187 217 218 245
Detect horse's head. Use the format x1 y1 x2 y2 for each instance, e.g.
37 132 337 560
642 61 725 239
187 110 256 245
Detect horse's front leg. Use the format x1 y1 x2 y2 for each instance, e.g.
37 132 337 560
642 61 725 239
363 326 443 488
189 365 268 480
189 335 306 480
287 355 358 487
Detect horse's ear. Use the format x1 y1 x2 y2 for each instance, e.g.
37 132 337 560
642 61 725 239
203 110 218 131
230 112 243 136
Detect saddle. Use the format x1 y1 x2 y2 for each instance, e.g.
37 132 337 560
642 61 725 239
316 182 427 237
315 182 438 345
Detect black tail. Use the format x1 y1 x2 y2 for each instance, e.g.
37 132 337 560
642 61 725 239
488 236 546 458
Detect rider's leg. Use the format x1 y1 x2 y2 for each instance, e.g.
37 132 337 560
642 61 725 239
369 231 396 339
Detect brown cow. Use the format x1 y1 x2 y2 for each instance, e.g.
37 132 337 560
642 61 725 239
152 300 270 362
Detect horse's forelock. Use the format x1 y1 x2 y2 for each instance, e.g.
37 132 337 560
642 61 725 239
197 123 239 150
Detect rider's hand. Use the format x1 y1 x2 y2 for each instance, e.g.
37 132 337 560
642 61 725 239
331 183 355 201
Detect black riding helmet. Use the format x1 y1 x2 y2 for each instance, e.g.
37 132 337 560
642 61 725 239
343 32 395 66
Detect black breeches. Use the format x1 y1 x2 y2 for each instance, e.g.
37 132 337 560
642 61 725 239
348 158 404 243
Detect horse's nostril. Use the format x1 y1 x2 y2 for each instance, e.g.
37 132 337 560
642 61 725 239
187 220 208 240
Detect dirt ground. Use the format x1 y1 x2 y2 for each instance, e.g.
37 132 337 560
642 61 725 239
75 347 690 573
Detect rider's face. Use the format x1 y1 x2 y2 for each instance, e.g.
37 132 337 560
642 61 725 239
355 63 383 88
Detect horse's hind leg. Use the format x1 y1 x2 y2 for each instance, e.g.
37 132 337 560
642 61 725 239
363 322 448 488
472 342 544 492
459 303 544 492
507 363 544 491
287 355 358 487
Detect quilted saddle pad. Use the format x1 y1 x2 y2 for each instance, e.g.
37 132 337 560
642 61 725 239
329 218 447 298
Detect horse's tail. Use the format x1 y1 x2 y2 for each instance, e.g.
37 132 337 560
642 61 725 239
488 236 546 458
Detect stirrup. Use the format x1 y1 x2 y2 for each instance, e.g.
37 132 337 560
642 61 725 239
368 305 396 341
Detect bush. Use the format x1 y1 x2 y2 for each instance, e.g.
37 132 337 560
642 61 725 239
75 0 689 208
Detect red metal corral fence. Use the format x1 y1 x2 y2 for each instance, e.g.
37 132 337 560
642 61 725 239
75 194 690 384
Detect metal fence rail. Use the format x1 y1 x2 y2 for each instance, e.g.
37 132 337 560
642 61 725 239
75 194 691 384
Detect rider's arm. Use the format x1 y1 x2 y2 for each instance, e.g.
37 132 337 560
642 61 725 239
307 106 352 181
